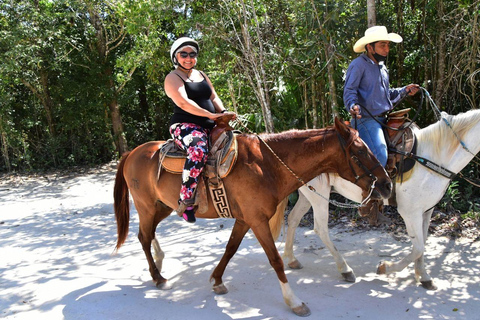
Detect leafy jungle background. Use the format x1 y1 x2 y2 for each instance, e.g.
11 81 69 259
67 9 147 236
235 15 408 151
1 0 479 215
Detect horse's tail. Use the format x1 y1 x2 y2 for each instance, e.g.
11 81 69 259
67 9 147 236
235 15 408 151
114 151 131 251
270 197 287 241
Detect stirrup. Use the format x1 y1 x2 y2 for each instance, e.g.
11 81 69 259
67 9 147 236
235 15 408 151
176 199 195 217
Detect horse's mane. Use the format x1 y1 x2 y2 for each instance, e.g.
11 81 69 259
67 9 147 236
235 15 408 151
416 109 480 158
260 126 336 142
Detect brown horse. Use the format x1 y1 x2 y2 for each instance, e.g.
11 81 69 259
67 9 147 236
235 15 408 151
113 117 392 317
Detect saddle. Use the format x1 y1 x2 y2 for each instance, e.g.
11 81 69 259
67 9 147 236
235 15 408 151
384 108 418 180
158 114 238 218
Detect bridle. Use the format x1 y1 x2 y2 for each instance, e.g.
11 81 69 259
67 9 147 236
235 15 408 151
336 129 380 184
335 129 380 206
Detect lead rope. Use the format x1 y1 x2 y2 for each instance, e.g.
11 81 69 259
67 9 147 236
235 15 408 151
256 134 370 209
232 116 370 208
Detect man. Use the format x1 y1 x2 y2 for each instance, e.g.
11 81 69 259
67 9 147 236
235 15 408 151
343 25 419 225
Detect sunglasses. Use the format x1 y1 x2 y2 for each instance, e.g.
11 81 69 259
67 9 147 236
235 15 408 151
178 51 198 58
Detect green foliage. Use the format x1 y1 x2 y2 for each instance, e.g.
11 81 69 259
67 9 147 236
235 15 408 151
0 0 478 183
438 161 480 214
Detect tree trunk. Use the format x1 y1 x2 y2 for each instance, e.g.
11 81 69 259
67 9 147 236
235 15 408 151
236 0 274 133
326 43 338 120
21 70 55 137
0 121 10 172
249 0 274 133
367 0 376 27
396 0 405 86
227 78 239 114
303 82 309 129
318 77 327 128
109 96 128 155
88 5 129 156
311 79 318 129
434 0 446 107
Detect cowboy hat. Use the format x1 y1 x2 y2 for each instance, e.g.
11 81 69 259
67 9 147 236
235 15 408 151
353 26 403 53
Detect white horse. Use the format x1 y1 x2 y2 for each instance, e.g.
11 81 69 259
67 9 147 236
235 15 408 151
284 109 480 290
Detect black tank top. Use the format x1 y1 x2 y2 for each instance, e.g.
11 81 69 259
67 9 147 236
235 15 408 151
170 72 216 129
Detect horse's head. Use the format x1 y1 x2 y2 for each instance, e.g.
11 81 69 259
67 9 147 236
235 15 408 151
334 117 392 200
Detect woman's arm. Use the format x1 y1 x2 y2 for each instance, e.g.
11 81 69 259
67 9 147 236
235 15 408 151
164 72 222 120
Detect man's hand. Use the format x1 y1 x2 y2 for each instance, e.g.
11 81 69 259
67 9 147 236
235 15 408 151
406 84 420 96
349 104 362 119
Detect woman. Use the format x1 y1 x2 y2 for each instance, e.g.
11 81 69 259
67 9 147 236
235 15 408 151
164 37 236 223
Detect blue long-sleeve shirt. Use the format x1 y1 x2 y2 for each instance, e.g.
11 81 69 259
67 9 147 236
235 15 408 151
343 54 408 117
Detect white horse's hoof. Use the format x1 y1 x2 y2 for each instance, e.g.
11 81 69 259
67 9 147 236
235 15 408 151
213 283 228 295
342 271 356 282
421 280 437 290
292 303 311 317
288 260 304 270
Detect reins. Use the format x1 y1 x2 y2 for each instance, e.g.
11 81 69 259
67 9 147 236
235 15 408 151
256 129 377 209
378 87 480 187
422 89 480 187
353 86 424 132
232 116 379 209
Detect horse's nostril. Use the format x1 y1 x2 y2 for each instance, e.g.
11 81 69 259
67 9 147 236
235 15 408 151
385 181 393 195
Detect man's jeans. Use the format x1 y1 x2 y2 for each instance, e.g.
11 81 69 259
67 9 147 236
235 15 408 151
355 117 387 167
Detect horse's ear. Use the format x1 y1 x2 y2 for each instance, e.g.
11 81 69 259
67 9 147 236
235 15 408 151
334 117 350 138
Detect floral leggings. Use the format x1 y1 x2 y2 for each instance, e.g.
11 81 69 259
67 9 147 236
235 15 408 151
169 123 209 204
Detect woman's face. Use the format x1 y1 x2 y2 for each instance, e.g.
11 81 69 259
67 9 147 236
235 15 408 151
176 47 197 70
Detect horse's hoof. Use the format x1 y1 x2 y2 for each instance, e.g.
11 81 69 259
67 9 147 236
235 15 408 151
213 283 228 295
342 271 356 283
421 280 437 290
292 303 311 317
376 262 386 274
156 280 172 290
288 260 304 270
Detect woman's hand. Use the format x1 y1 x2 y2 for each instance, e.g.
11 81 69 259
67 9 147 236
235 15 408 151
209 111 237 121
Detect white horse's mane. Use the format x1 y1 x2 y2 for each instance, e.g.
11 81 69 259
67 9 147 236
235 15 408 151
416 109 480 158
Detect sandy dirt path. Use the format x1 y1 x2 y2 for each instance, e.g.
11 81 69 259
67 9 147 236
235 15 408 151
1 164 479 319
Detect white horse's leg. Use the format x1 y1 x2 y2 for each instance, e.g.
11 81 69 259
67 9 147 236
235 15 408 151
284 191 312 269
377 210 426 277
312 208 356 282
413 208 436 289
289 176 355 282
304 188 355 282
279 280 311 317
152 236 165 273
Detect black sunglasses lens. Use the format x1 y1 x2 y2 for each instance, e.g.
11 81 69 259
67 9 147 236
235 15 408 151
179 52 197 58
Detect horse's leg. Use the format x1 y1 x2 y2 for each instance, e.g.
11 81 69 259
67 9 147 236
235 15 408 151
299 184 355 282
377 209 428 283
312 206 355 282
210 219 250 295
152 236 165 273
251 220 310 317
413 208 436 290
136 201 172 289
284 191 312 269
